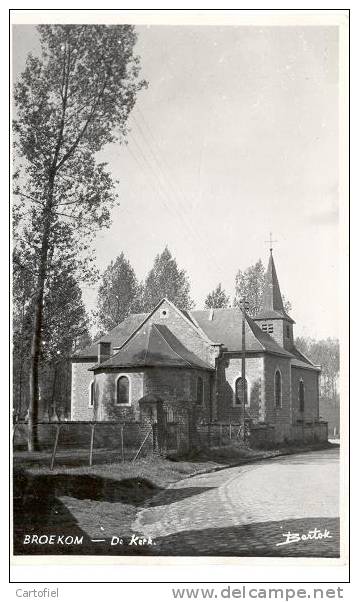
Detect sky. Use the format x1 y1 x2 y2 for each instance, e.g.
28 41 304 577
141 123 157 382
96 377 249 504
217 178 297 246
12 24 340 339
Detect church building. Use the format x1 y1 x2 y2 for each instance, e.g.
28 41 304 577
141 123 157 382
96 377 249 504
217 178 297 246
71 251 325 443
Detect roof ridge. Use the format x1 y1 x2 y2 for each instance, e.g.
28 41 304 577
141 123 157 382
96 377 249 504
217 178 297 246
143 323 152 365
187 310 218 344
152 324 193 368
247 315 295 357
116 298 217 351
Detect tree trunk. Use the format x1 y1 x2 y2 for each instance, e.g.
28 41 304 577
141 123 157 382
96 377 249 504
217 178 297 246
27 188 54 451
50 363 58 420
17 289 26 419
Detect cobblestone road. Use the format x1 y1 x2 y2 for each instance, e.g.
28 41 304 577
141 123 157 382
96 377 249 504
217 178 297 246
132 448 340 557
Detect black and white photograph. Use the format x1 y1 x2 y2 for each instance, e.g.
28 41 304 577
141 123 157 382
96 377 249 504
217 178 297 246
10 9 348 565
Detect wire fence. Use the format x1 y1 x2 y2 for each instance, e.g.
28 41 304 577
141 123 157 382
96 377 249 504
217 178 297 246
13 419 328 470
13 420 247 469
13 421 158 469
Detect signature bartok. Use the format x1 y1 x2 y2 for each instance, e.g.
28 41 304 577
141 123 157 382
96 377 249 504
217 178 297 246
276 528 332 546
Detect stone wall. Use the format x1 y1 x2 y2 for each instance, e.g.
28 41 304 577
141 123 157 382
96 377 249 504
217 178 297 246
94 369 144 421
291 421 328 442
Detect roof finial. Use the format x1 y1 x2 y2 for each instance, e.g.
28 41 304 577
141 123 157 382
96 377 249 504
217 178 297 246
265 232 278 254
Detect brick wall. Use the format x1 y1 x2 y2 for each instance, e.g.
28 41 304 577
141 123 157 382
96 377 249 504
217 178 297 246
291 366 320 423
263 355 292 441
71 360 96 421
215 355 264 423
144 367 211 422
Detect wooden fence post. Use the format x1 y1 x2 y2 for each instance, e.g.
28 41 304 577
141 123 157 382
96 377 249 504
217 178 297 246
176 424 181 452
89 424 96 467
50 424 61 471
229 423 232 441
120 425 124 462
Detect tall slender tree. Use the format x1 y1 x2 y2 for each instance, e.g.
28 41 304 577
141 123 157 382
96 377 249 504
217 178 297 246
13 259 91 421
96 252 141 332
204 283 230 309
13 25 146 449
234 259 292 316
141 247 194 311
233 260 266 315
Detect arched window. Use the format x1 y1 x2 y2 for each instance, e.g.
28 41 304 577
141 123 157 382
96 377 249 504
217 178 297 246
116 375 130 405
299 380 305 413
196 376 204 405
234 377 248 405
275 370 282 408
89 381 95 408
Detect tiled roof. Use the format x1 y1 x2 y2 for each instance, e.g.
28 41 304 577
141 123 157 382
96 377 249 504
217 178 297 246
289 345 320 370
291 357 320 370
92 323 214 371
73 298 319 372
72 313 149 358
190 308 292 356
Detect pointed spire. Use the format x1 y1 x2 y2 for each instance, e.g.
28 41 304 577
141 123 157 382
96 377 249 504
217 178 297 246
258 250 288 317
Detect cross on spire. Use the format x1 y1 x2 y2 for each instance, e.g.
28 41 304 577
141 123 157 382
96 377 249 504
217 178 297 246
265 232 278 253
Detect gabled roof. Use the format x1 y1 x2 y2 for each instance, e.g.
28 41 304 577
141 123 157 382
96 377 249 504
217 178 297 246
72 313 149 359
111 298 215 355
73 296 318 371
92 323 214 371
255 251 294 323
190 308 292 356
254 308 294 322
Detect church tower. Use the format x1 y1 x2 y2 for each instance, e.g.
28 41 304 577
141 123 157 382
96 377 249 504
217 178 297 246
253 250 295 350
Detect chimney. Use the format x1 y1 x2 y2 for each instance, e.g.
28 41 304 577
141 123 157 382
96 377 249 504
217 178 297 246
98 341 111 364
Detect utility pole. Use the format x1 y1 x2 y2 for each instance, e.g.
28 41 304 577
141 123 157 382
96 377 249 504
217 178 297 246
240 298 249 441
